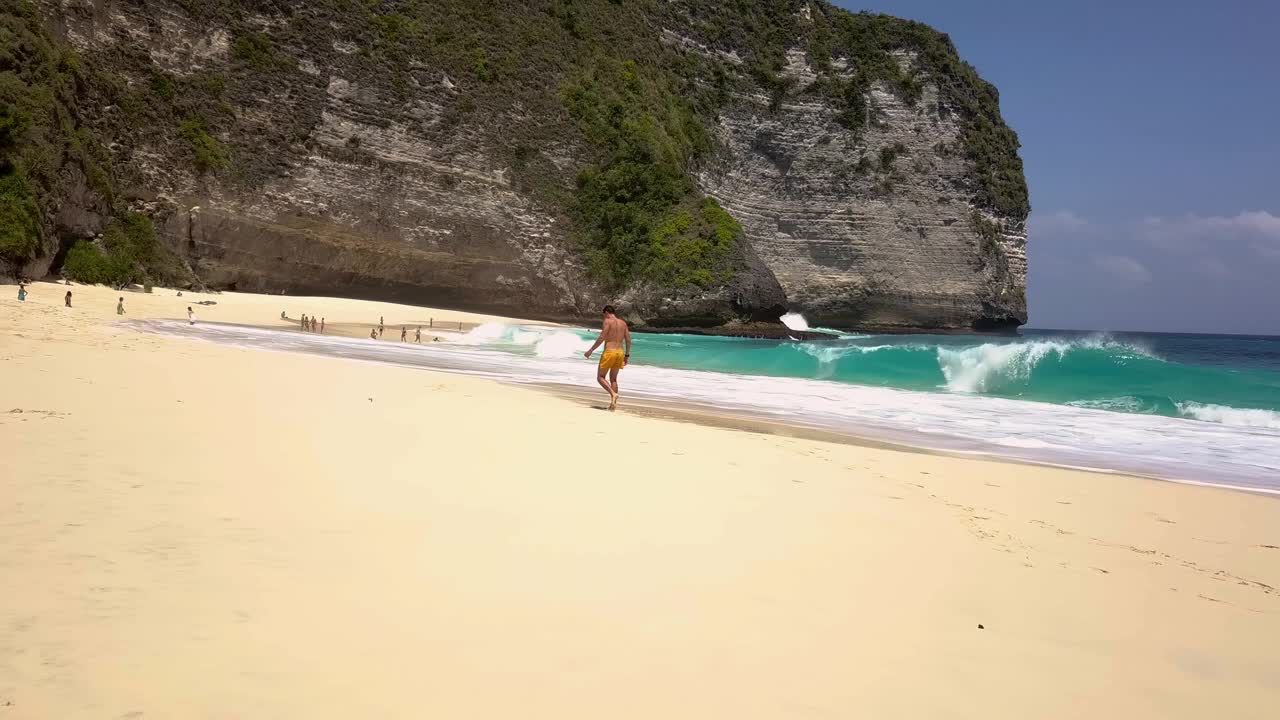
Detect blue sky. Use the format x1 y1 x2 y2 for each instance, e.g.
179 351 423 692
835 0 1280 334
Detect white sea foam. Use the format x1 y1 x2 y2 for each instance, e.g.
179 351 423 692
1067 396 1150 413
511 329 542 346
458 322 509 344
1177 402 1280 430
533 331 592 358
937 341 1063 393
794 342 916 378
991 436 1071 451
780 312 810 331
459 324 589 358
796 343 909 361
129 320 1280 494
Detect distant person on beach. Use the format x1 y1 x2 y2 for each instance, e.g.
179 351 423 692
17 284 26 301
583 305 631 411
401 326 407 342
64 291 72 307
116 297 125 315
370 328 378 340
320 317 325 334
415 326 421 343
302 313 308 330
187 307 196 325
281 310 287 320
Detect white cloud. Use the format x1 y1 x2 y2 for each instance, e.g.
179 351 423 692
1030 209 1088 234
1141 210 1280 260
1094 255 1151 285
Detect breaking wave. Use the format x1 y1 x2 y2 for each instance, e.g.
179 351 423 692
456 325 1280 434
936 336 1158 393
461 323 590 358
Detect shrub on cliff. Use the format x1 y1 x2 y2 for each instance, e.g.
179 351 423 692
0 1 116 271
0 172 41 265
63 240 130 286
178 117 228 173
62 212 184 287
564 57 739 289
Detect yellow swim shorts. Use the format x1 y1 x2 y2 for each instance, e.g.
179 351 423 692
598 350 626 371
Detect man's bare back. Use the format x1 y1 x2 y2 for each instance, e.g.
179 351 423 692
583 305 631 411
599 316 627 350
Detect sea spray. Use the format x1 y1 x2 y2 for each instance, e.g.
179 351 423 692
779 312 848 336
780 312 810 331
458 322 509 344
937 342 1065 393
534 331 593 358
458 324 591 357
512 329 542 346
936 336 1159 394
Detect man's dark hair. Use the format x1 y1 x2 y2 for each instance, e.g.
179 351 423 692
602 305 616 315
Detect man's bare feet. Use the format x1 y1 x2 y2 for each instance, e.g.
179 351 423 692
608 393 618 411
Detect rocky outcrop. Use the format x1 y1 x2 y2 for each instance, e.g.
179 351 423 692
699 52 1027 330
21 0 1028 331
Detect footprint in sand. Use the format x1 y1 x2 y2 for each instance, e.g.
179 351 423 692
6 408 69 420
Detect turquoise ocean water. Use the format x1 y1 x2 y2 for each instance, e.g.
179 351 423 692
620 328 1280 426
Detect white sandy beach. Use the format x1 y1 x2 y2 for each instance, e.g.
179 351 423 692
2 281 1278 718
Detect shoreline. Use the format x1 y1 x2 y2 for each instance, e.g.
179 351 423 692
544 384 1280 498
4 281 1279 719
124 315 1279 494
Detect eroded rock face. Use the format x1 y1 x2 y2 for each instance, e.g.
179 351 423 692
697 51 1027 330
30 0 1026 330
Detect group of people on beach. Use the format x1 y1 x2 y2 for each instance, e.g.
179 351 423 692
18 285 195 324
21 282 630 410
367 319 426 343
297 313 324 334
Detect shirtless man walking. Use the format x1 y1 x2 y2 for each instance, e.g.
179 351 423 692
583 305 631 411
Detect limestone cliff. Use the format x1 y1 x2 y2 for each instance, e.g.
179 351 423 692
7 0 1029 330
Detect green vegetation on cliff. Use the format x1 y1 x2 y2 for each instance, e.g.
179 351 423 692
0 1 108 266
1 1 190 283
62 211 181 286
563 58 740 288
6 0 1027 293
